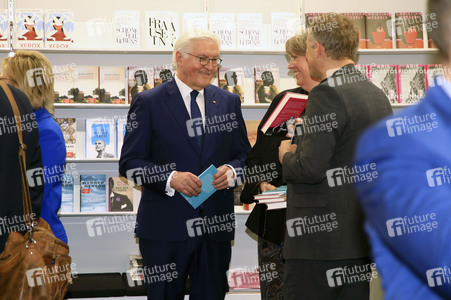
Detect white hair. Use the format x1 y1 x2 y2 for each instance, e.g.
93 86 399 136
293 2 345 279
172 29 221 70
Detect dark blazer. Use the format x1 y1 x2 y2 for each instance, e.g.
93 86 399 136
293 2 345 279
282 64 393 260
119 78 250 242
0 84 43 253
240 87 307 245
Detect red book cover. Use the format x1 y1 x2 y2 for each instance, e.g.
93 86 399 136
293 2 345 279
341 13 367 49
260 92 308 134
365 13 393 49
395 12 424 49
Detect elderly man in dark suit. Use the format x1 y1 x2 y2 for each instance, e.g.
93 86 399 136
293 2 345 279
278 13 393 299
119 29 250 299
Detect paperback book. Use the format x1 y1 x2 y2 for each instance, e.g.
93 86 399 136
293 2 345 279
145 11 179 50
128 66 153 102
369 65 399 104
116 118 127 158
365 13 393 49
16 9 44 49
397 64 426 104
80 174 107 212
45 9 74 48
182 13 208 31
342 13 367 49
426 64 445 88
108 177 133 212
237 13 263 49
394 12 424 49
99 66 126 104
209 13 236 50
60 173 74 213
355 65 370 80
182 165 217 209
153 65 173 87
53 64 75 103
54 117 77 158
271 12 297 50
254 66 280 103
73 65 100 103
85 118 116 159
113 10 140 49
0 9 9 49
218 67 244 102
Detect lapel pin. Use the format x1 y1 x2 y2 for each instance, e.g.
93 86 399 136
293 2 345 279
213 101 216 104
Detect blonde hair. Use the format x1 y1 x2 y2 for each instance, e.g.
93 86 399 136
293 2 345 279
1 50 55 114
285 30 308 56
307 13 359 62
172 29 221 70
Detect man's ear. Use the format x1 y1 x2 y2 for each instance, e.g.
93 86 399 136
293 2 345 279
176 51 183 66
315 41 326 58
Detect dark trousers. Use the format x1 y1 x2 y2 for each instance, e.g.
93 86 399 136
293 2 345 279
139 235 231 300
284 258 371 300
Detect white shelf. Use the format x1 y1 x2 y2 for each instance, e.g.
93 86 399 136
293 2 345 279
66 158 119 163
358 48 439 55
55 103 129 109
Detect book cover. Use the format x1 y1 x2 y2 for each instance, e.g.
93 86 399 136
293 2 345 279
99 66 126 104
45 9 74 48
355 65 370 80
16 9 44 49
153 65 173 87
426 64 445 88
254 66 280 103
54 118 77 158
271 12 297 50
244 120 260 147
145 11 179 50
117 117 127 158
108 177 133 212
182 164 218 209
73 65 100 103
237 13 263 50
369 65 399 104
341 13 366 49
182 13 208 31
53 64 75 103
80 174 107 212
60 173 74 213
365 13 393 49
228 268 260 290
85 118 116 159
113 10 140 49
218 67 244 103
209 13 236 50
395 12 424 49
0 9 9 49
398 64 426 104
128 66 153 103
260 92 308 134
128 255 144 281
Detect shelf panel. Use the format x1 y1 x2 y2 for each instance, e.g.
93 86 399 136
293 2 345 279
55 103 130 109
66 158 119 163
358 48 439 55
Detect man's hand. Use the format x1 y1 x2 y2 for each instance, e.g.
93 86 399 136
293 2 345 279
213 165 234 190
279 140 297 164
170 172 202 197
259 181 277 193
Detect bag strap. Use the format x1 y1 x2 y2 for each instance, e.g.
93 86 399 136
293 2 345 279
0 81 34 229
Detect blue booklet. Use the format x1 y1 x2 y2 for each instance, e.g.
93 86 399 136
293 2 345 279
182 165 218 209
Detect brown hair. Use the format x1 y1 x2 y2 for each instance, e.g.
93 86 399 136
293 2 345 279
1 50 55 114
428 0 451 60
307 13 359 62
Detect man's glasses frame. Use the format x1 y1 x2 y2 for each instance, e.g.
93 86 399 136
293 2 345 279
187 53 222 67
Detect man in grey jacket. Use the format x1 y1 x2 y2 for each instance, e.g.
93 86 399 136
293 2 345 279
279 13 392 299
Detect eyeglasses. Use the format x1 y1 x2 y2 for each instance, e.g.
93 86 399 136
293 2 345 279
187 53 222 67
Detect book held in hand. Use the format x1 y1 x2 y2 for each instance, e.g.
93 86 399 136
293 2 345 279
182 165 218 209
260 92 308 134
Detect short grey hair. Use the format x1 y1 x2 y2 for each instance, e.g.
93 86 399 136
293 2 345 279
172 29 221 70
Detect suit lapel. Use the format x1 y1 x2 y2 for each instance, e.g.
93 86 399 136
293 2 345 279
203 86 219 153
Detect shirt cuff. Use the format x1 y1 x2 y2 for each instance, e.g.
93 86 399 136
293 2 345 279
225 164 237 188
165 171 177 197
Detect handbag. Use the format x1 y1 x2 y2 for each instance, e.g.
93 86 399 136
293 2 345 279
0 81 72 300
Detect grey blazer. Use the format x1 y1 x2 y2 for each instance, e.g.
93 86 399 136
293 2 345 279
282 64 393 260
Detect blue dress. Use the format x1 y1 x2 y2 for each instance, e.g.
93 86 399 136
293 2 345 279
35 108 68 243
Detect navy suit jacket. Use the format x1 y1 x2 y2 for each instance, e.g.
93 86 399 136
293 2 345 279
119 78 250 242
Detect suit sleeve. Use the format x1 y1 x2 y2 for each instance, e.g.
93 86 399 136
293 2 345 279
282 84 346 184
119 93 168 194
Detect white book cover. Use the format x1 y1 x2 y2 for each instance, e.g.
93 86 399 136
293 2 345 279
183 13 208 31
355 65 370 80
218 67 245 102
85 118 116 159
16 9 44 49
73 65 99 103
80 174 107 212
113 10 140 49
254 66 280 103
128 66 154 103
145 11 179 50
369 65 399 104
398 65 426 104
426 64 445 88
117 118 127 158
271 12 297 50
0 9 9 49
209 13 236 50
60 173 74 213
45 9 74 49
237 13 263 49
54 118 77 158
53 64 75 103
99 66 126 104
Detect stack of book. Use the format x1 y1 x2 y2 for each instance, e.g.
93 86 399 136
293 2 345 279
253 186 287 210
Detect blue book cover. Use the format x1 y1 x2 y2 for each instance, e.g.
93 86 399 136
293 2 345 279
60 173 74 212
182 165 218 209
80 174 107 212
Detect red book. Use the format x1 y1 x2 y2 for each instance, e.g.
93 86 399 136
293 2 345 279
260 92 308 134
